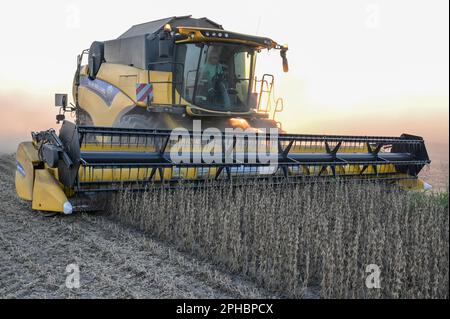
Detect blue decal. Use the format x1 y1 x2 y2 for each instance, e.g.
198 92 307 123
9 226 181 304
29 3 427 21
16 161 26 177
79 76 120 106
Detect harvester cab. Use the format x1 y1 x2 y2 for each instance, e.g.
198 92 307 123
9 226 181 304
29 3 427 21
15 16 431 214
65 16 288 131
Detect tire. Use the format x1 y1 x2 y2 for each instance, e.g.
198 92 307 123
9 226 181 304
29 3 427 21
77 109 93 126
116 114 158 129
115 113 165 147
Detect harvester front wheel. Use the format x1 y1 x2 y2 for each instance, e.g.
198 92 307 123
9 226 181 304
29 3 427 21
116 113 163 130
77 109 93 126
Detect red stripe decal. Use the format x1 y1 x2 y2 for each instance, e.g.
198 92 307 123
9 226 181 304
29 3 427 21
139 90 150 101
136 84 146 95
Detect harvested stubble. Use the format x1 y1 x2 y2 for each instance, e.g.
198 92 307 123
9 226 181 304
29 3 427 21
107 180 449 298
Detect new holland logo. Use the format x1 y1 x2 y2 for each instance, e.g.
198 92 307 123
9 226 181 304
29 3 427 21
16 161 26 177
79 76 119 107
136 83 153 103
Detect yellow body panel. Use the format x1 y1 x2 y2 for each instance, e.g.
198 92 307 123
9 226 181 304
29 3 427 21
32 169 69 213
77 63 180 127
396 176 428 190
148 71 173 105
76 165 411 183
15 142 40 201
94 63 174 107
79 167 172 183
78 86 133 126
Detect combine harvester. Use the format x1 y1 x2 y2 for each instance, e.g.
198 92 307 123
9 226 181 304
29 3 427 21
15 16 431 214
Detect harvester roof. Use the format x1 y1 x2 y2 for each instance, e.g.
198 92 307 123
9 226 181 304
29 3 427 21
118 15 223 39
103 15 273 70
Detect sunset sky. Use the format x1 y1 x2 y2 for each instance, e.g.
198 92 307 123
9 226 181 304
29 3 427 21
0 0 448 154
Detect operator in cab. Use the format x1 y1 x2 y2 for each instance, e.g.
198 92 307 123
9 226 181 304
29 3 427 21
197 47 232 109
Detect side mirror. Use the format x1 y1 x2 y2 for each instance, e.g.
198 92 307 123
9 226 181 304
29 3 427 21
280 49 289 73
55 94 67 108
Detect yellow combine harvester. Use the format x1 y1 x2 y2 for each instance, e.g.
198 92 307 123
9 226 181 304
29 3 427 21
15 16 431 214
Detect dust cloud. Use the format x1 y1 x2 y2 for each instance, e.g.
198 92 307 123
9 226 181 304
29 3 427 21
0 91 66 154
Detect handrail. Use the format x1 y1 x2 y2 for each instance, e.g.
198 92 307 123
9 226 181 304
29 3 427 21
256 74 274 112
254 74 285 121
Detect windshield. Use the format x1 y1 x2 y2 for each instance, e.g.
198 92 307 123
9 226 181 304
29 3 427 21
175 43 256 111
